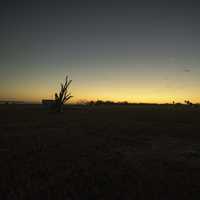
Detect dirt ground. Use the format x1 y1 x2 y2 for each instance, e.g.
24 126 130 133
0 104 200 199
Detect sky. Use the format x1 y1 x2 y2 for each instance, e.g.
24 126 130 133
0 0 200 103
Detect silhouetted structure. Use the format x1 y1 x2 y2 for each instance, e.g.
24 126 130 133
42 99 55 108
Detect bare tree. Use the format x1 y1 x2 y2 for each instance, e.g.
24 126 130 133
54 75 73 112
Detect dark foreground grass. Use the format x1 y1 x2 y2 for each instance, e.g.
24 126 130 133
0 104 200 199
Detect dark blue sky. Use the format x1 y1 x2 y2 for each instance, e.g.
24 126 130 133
1 0 200 102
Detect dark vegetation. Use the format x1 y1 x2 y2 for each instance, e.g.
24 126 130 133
54 76 73 112
85 100 199 107
0 104 200 199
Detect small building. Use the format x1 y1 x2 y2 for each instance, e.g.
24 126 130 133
42 99 55 108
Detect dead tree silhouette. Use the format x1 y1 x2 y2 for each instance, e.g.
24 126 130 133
54 75 73 112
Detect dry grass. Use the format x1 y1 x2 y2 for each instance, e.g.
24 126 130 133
0 104 200 199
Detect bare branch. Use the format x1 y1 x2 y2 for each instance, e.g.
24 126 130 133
54 75 73 112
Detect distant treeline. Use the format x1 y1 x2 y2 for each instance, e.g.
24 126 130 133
87 100 130 106
0 101 25 104
82 100 200 106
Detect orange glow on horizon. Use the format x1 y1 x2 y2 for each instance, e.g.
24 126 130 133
1 63 200 104
1 87 199 104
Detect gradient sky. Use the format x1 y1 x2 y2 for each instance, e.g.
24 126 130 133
1 0 200 103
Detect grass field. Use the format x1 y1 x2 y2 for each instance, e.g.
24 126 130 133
0 104 200 199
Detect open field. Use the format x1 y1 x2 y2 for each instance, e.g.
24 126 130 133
0 104 200 199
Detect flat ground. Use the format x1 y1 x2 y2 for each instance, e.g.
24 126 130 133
0 104 200 199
